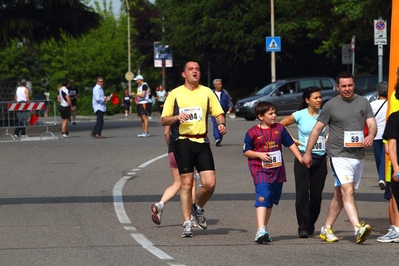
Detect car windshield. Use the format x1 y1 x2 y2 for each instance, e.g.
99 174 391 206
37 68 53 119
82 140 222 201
256 81 284 95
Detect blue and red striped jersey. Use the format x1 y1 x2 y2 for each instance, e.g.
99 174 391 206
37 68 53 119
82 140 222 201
243 123 294 185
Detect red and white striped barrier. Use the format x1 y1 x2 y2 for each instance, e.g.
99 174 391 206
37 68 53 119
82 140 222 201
8 102 46 111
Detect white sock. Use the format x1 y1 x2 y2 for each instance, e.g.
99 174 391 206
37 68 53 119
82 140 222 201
392 225 399 232
158 202 164 209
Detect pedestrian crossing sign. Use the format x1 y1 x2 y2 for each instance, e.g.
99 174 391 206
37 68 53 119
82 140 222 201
266 36 281 52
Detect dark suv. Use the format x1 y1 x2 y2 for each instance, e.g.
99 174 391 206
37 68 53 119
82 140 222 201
354 75 388 95
234 77 337 120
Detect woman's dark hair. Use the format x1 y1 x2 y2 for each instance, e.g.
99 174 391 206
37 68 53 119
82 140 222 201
297 86 321 110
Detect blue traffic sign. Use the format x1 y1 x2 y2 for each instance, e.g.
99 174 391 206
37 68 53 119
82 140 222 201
266 36 281 52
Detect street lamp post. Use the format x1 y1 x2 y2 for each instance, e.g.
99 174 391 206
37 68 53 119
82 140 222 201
125 0 131 95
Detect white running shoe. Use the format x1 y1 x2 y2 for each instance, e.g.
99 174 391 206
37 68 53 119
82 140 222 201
319 226 339 242
377 226 399 243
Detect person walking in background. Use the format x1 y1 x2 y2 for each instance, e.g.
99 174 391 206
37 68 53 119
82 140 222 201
133 74 150 138
122 89 132 117
280 87 328 238
302 71 376 244
91 77 108 139
67 79 79 125
211 79 233 146
58 79 72 138
161 61 226 237
156 84 167 115
243 101 302 243
13 79 30 138
148 87 154 120
370 81 388 190
150 125 198 226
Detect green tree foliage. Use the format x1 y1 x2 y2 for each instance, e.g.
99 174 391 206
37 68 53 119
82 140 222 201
0 0 101 46
158 0 392 99
0 1 139 115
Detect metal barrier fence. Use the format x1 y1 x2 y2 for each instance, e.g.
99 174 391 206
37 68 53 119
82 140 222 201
0 100 57 141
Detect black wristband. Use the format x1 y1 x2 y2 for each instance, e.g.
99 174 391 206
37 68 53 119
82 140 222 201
219 123 226 127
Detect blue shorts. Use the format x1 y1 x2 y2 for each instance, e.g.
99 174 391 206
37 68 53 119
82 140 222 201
254 182 283 208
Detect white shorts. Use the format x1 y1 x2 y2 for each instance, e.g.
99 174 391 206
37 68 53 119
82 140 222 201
329 157 364 189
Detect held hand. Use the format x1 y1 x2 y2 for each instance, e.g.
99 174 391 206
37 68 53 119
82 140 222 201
302 152 312 168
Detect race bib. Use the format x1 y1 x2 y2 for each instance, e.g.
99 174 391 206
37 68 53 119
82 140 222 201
305 136 326 152
261 150 282 168
344 131 364 147
179 106 202 122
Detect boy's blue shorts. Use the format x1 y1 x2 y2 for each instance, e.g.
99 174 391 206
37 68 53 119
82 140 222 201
254 182 283 208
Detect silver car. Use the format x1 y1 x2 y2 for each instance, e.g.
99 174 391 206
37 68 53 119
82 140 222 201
234 77 337 120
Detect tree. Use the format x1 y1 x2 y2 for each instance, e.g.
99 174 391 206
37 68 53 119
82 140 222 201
0 0 101 46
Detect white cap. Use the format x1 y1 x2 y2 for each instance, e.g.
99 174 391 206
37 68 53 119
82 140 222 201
133 74 144 81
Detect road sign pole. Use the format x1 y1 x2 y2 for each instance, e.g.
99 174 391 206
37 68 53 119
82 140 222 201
378 45 383 82
270 0 275 82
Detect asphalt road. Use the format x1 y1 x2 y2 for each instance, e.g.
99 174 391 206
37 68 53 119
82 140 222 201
0 113 396 266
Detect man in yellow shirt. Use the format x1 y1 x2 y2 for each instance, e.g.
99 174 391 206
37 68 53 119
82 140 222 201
161 61 226 237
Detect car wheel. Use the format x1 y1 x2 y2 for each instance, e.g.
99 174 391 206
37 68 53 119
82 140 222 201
244 116 256 121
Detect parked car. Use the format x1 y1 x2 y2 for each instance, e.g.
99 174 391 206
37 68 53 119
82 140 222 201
354 75 388 95
362 90 378 102
234 77 337 120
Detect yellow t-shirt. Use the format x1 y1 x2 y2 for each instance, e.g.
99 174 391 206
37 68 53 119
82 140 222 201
161 85 224 143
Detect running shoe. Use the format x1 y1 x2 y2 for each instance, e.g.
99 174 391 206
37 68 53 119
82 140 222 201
151 203 163 225
191 214 198 228
61 133 70 138
319 226 339 242
181 221 193 238
379 180 386 190
215 139 222 146
138 132 150 138
254 226 270 244
355 221 372 244
192 205 207 230
377 226 399 243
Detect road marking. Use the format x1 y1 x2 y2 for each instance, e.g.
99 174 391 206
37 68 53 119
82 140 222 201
112 153 185 265
113 176 134 224
131 233 173 260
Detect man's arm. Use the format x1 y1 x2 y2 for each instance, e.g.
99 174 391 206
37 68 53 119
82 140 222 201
388 138 399 182
364 117 377 147
302 121 325 167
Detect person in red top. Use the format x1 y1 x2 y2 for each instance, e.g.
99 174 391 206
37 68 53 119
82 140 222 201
243 101 302 244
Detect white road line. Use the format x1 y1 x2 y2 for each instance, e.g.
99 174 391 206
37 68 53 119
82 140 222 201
113 176 134 224
131 233 174 260
113 153 185 265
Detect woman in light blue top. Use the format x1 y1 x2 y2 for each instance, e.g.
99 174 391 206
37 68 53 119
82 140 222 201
280 86 328 238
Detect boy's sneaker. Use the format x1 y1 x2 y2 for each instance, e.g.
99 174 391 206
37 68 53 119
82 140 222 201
191 215 198 228
138 132 150 138
20 135 28 138
61 133 70 138
379 180 386 190
192 205 207 230
254 226 270 244
377 226 399 243
181 222 193 238
355 221 372 244
13 135 18 138
319 226 339 242
151 203 163 225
